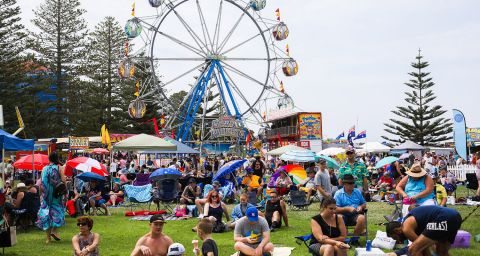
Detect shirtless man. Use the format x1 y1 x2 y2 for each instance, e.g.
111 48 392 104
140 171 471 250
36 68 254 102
131 215 173 256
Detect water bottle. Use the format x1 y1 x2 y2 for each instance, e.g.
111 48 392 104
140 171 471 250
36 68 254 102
366 240 372 251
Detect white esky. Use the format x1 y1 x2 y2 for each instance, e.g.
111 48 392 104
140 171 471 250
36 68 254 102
16 0 480 141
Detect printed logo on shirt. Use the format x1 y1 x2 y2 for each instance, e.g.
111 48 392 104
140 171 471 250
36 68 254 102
426 221 448 231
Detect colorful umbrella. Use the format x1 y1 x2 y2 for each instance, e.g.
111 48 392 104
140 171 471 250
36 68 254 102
213 159 247 181
280 150 316 162
271 164 307 185
77 172 106 183
375 156 399 169
315 155 340 169
13 154 49 171
149 168 182 181
92 148 109 154
66 157 108 176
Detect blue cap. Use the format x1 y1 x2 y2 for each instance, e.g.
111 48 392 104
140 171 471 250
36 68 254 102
245 167 254 173
246 207 258 222
386 165 393 172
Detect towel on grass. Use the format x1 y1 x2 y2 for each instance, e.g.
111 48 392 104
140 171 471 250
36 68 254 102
230 247 295 256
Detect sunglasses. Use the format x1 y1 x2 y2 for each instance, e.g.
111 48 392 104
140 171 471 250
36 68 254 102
211 195 218 198
77 222 87 227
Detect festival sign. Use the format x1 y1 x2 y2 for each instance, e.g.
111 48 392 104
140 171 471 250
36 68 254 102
298 112 322 140
69 136 89 149
467 128 480 142
210 116 244 139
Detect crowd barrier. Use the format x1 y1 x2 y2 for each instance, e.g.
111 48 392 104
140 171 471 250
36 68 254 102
448 165 477 181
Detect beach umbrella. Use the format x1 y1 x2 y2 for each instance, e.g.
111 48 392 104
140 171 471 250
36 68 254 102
271 164 307 185
317 147 346 156
280 150 316 163
92 148 109 154
13 154 49 171
213 159 247 181
77 172 106 183
66 157 108 176
375 156 399 169
149 168 182 181
315 155 340 169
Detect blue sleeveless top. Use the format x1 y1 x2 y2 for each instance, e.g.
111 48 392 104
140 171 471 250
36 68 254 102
405 176 434 204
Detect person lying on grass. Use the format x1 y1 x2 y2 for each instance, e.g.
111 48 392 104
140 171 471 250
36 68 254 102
131 215 173 256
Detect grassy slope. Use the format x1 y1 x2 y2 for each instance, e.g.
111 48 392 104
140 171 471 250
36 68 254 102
5 189 480 255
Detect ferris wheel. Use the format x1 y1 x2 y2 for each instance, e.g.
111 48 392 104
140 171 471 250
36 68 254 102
121 0 298 142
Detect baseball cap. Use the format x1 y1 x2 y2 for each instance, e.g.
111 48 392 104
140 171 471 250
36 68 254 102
188 177 196 184
167 243 185 256
149 214 166 223
246 207 258 222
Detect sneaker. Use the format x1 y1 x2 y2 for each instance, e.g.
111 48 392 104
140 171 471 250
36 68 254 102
197 214 204 219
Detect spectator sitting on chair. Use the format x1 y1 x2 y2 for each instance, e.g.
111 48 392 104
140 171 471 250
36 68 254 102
234 207 274 256
106 182 124 207
180 178 200 205
432 174 447 207
242 168 263 197
315 159 333 199
396 163 435 206
297 168 317 202
201 190 230 233
229 193 255 230
25 179 38 194
309 197 349 256
263 190 288 232
275 170 292 196
72 216 100 256
376 172 394 191
88 180 110 216
439 166 456 196
386 205 462 256
333 174 367 237
131 215 173 256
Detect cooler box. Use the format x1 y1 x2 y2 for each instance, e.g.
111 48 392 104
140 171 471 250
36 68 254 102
354 248 386 256
452 230 471 248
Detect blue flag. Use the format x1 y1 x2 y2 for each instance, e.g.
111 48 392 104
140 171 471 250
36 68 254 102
452 109 467 160
347 126 355 145
335 132 345 140
354 130 366 140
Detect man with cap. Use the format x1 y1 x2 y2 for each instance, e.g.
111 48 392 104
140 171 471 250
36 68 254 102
334 174 367 236
180 178 200 205
297 167 317 202
131 214 173 256
234 207 274 256
338 146 368 192
314 159 332 199
386 205 462 256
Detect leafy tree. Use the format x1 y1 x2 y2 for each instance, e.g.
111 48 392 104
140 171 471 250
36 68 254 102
29 0 88 136
0 0 27 133
383 51 452 146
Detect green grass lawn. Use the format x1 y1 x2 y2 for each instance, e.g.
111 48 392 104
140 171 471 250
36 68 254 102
5 191 480 255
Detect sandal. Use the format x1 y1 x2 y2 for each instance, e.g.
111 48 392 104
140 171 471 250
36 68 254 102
50 233 61 241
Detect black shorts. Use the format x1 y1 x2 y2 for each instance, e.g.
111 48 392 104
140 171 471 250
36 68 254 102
422 212 462 244
342 213 360 226
265 214 282 228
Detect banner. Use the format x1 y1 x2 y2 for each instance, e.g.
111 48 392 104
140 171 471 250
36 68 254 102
452 109 467 160
210 116 244 139
69 136 89 149
298 113 322 140
466 128 480 142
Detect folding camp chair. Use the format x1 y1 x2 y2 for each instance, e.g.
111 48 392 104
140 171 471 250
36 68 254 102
289 190 311 211
124 184 153 211
153 179 179 213
133 173 151 186
344 209 369 246
466 173 479 198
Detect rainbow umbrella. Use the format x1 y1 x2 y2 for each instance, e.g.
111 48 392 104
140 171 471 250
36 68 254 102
285 164 307 184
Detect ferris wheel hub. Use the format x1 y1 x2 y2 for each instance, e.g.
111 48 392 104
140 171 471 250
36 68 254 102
206 54 226 61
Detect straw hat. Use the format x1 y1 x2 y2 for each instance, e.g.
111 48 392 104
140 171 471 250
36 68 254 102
405 164 427 178
16 183 26 189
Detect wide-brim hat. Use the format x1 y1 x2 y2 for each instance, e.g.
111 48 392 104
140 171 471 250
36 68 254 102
405 164 427 178
342 174 356 184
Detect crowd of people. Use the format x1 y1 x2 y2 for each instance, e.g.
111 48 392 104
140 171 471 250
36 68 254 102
1 144 477 256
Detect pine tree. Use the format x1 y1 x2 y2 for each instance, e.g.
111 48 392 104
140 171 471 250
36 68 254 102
0 0 27 133
382 50 452 146
75 16 127 135
29 0 88 136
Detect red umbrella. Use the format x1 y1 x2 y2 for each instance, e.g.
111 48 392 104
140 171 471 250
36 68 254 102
13 154 49 171
65 157 108 176
92 148 109 154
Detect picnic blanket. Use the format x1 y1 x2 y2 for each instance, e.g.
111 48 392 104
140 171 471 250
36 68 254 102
230 247 294 256
125 210 167 216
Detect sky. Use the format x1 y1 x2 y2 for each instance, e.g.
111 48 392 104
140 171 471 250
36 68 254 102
15 0 480 141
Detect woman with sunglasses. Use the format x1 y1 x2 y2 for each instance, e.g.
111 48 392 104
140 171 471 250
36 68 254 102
202 190 230 233
72 216 100 256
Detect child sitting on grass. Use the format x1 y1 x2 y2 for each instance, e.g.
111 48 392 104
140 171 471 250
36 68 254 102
194 218 219 256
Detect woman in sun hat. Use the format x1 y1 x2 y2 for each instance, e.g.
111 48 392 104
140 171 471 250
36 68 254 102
396 163 435 206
